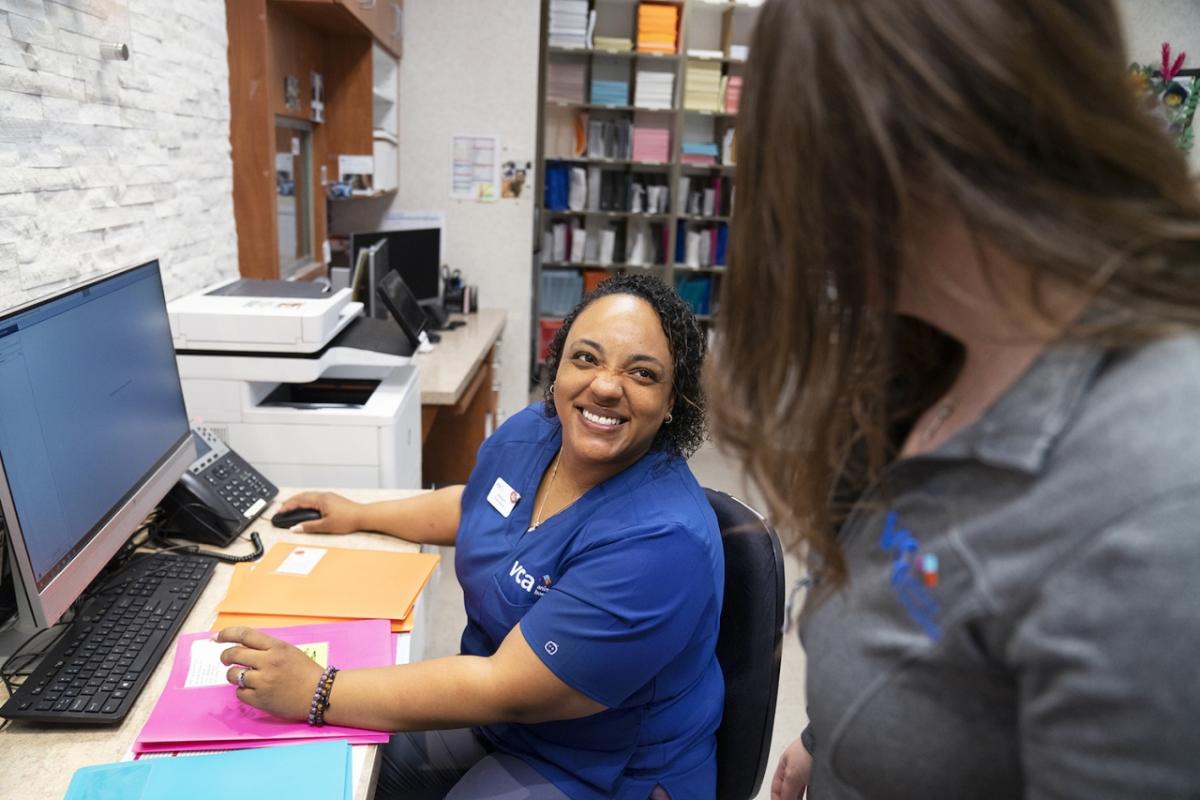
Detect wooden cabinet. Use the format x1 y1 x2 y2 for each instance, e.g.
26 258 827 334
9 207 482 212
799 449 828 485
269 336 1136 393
225 0 402 280
341 0 404 58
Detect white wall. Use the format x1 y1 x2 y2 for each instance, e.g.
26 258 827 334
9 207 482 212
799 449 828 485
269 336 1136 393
0 0 236 309
1118 0 1200 172
391 0 541 421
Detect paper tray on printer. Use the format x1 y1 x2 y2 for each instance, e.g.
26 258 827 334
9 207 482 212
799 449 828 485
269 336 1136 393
259 379 381 409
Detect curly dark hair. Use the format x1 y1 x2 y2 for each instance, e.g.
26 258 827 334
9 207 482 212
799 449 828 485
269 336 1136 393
542 273 707 459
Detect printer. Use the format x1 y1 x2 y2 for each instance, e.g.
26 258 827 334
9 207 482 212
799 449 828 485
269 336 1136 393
168 278 422 489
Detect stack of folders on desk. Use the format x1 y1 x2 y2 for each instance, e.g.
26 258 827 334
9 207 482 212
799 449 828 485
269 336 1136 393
67 741 354 800
134 620 394 754
212 542 440 633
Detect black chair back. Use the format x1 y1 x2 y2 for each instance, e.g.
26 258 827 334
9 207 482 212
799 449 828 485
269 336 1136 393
706 488 785 800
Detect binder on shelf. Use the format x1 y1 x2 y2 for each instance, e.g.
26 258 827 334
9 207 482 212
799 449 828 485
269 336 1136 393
545 162 571 210
715 223 729 266
568 166 587 211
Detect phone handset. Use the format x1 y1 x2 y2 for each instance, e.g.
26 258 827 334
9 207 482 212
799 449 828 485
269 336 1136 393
158 424 278 549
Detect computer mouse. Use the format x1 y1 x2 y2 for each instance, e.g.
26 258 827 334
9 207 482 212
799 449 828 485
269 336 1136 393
271 507 323 529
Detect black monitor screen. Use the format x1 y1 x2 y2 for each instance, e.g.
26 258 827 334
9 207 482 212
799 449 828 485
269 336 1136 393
0 263 190 588
350 228 441 303
376 271 428 350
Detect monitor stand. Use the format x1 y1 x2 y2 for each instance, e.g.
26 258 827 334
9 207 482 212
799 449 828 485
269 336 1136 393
0 533 37 664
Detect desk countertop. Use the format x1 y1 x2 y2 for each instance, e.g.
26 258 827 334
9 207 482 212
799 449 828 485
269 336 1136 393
0 488 424 800
416 308 506 405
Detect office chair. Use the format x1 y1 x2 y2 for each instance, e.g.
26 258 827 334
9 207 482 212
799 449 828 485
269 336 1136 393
705 488 786 800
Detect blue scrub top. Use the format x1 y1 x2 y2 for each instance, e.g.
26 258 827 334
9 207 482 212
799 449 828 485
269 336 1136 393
456 405 725 800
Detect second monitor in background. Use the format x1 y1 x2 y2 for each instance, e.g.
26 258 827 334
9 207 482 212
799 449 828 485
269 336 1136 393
376 270 434 351
350 227 441 320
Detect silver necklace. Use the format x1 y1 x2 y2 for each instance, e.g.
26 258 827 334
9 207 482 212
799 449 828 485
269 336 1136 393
527 455 561 532
924 398 957 443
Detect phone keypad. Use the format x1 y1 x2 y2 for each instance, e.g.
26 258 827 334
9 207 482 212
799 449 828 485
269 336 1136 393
209 456 276 516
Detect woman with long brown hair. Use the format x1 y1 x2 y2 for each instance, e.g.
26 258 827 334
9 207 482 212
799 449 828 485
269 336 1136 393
709 1 1200 797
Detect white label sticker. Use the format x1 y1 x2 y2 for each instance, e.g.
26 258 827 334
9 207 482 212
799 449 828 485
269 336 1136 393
276 546 327 575
243 497 266 519
487 477 520 518
185 639 237 688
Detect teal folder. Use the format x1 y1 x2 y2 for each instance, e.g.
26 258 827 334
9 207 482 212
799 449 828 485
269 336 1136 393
63 740 352 800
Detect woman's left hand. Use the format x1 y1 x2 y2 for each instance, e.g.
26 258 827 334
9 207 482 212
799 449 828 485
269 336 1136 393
217 626 325 720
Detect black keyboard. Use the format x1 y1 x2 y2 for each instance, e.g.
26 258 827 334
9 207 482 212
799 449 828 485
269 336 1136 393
0 552 215 724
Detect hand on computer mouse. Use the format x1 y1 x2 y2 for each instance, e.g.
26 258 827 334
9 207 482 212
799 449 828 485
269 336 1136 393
272 491 363 534
270 507 323 529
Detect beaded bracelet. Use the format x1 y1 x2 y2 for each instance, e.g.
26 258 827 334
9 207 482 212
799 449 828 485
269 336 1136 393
307 665 338 726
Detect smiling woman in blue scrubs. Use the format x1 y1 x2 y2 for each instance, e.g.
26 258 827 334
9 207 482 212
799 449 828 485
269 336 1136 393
218 274 724 800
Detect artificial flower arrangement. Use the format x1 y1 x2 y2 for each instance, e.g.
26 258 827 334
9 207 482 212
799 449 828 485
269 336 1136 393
1129 43 1199 153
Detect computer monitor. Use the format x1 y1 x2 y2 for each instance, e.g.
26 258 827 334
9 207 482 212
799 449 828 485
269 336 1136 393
0 261 195 654
350 227 442 313
350 238 388 311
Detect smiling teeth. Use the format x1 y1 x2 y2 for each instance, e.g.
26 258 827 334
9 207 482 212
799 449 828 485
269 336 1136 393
582 409 621 426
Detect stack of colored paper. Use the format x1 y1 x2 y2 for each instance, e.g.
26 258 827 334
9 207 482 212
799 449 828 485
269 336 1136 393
724 75 743 113
682 141 720 165
549 0 589 48
637 3 679 54
67 741 354 799
591 79 629 106
594 36 633 52
685 60 723 112
212 542 440 633
632 116 672 162
635 68 675 109
547 61 587 103
134 620 394 754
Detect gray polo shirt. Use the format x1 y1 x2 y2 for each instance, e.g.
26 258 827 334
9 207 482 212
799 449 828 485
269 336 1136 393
801 334 1200 799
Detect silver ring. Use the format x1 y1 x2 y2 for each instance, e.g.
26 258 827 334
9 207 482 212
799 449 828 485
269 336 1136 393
237 669 247 689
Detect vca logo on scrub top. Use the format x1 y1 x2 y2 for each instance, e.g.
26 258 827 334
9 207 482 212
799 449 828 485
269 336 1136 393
879 511 941 641
510 560 554 597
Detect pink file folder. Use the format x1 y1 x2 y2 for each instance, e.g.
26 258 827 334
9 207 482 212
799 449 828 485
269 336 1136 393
134 619 394 754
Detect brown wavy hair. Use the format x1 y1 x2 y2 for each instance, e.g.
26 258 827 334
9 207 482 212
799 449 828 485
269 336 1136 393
708 0 1200 585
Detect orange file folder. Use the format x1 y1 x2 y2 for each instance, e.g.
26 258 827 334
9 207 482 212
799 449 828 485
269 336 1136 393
213 563 414 633
217 543 440 622
211 611 415 634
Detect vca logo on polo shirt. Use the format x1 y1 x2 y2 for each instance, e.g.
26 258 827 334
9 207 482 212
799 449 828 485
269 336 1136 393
510 560 554 597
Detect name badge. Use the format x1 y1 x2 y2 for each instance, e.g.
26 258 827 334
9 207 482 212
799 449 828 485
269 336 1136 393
487 477 521 518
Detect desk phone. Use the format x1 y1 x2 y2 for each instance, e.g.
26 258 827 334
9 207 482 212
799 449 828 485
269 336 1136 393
159 424 277 547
